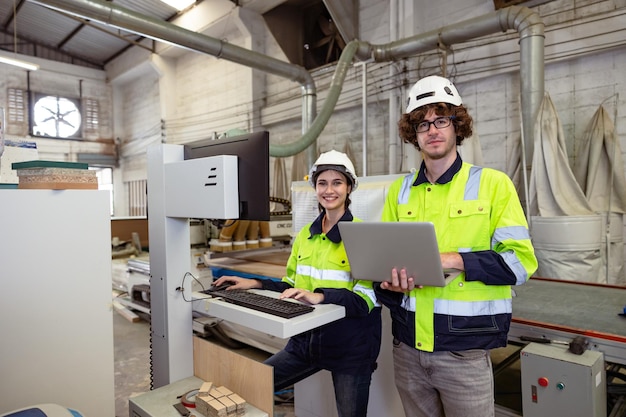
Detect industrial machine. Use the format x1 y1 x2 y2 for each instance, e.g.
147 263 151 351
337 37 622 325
116 258 151 315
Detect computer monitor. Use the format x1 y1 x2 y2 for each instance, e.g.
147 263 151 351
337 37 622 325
184 131 270 221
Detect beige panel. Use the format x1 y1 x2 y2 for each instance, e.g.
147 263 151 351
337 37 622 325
193 337 274 417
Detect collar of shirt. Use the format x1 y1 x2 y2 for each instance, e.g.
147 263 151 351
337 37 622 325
413 152 463 186
309 209 354 243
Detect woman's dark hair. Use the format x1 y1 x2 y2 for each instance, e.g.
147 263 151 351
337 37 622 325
398 102 473 150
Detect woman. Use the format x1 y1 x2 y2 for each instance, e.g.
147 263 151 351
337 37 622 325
213 150 381 417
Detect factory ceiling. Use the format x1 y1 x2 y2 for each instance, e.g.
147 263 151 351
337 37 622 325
0 0 355 71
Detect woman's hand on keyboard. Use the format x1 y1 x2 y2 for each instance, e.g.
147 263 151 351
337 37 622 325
212 276 262 290
279 288 324 305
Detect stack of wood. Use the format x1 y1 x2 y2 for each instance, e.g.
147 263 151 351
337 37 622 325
12 160 97 190
196 381 247 417
209 220 273 253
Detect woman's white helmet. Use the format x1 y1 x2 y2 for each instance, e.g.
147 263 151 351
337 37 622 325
308 150 358 190
405 75 463 113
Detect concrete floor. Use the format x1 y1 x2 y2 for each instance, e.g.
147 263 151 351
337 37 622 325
113 311 296 417
113 311 523 417
113 311 151 417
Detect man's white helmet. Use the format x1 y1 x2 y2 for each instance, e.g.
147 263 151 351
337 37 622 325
405 75 463 113
308 150 358 190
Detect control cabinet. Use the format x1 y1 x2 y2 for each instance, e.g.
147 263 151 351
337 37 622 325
520 342 605 417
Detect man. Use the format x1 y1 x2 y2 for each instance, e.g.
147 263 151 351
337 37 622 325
374 75 537 417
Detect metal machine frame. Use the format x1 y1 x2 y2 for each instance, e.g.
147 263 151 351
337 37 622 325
146 143 345 388
147 144 196 387
148 143 245 387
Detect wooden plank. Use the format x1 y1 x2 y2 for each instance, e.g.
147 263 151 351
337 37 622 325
234 251 291 266
113 301 140 323
206 257 284 279
18 181 98 189
193 337 274 417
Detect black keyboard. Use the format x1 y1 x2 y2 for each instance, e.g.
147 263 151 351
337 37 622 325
202 288 315 319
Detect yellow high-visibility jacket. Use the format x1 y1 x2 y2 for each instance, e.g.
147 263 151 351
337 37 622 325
376 155 537 352
262 209 382 372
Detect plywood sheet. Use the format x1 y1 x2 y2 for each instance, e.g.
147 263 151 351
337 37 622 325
236 250 291 266
111 217 149 249
193 336 274 417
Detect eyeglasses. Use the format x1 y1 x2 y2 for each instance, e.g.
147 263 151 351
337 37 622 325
414 116 455 133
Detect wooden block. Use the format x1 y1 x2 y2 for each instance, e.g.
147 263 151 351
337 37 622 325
195 394 210 417
199 381 213 396
197 395 227 417
217 396 236 415
209 386 224 399
228 393 246 410
207 399 228 417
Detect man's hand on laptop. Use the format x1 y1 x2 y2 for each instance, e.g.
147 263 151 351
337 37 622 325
380 268 423 292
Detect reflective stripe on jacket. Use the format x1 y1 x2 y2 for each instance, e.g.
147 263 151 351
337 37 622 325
377 158 537 352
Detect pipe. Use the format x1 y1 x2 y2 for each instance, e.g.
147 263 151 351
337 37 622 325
270 40 360 157
271 3 546 160
30 0 544 165
28 0 318 156
357 6 544 169
388 0 399 174
361 62 368 176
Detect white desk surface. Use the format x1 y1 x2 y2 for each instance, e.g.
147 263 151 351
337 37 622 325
192 290 346 339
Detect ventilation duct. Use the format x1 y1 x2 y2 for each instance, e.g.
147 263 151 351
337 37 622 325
29 0 543 168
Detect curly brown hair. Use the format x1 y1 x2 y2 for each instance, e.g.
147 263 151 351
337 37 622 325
398 103 473 150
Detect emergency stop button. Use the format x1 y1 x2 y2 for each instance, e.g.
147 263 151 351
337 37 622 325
538 377 549 387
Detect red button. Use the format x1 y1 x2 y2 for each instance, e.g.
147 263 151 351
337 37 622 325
538 377 549 387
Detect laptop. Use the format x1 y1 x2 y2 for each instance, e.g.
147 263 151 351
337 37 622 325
338 221 461 287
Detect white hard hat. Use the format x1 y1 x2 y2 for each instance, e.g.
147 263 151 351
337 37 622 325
308 150 358 190
405 75 463 113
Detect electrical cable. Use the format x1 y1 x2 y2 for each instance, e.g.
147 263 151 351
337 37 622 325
204 324 246 350
179 271 208 302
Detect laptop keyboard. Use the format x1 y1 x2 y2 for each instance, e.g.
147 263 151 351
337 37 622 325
202 288 315 319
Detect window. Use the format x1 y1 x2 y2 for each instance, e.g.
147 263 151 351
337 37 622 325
83 98 99 135
127 179 148 217
8 88 25 124
31 94 82 138
93 167 114 216
6 88 27 135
